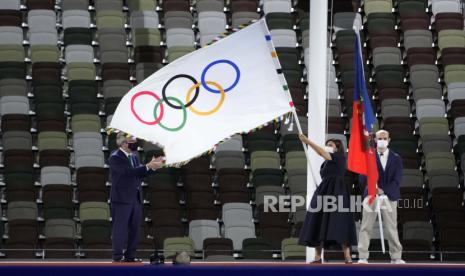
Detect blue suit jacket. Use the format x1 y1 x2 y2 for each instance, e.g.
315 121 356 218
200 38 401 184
108 149 153 204
361 149 403 201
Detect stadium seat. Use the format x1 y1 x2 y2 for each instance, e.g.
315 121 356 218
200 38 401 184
281 238 305 260
402 221 434 261
217 168 250 203
77 167 108 202
44 219 77 258
81 219 112 258
188 220 220 251
62 10 91 29
163 237 195 258
203 237 234 260
242 238 274 259
164 11 193 30
431 0 462 17
435 12 464 32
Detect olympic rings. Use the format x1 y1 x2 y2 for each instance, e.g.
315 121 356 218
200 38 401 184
130 59 241 132
186 81 225 116
162 74 200 110
131 91 164 125
201 59 240 94
153 96 187 132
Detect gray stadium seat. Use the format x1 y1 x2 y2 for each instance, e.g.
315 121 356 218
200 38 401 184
2 131 32 151
263 0 292 14
401 169 424 188
0 0 20 10
403 30 433 51
97 28 128 64
224 221 256 250
410 65 440 90
415 99 446 120
432 0 462 17
0 96 30 115
62 10 91 29
0 79 27 97
269 29 297 48
0 27 23 45
222 203 253 225
164 11 193 30
130 11 159 29
213 151 245 170
454 117 465 138
41 166 72 186
255 186 285 206
166 28 195 47
65 45 94 63
188 220 221 250
7 201 38 220
198 11 226 46
73 132 105 168
333 12 362 34
381 99 411 119
45 219 76 239
373 47 402 68
231 12 260 29
103 80 131 99
215 134 243 152
28 10 56 33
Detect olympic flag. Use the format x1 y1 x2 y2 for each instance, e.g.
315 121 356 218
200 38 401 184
109 20 294 165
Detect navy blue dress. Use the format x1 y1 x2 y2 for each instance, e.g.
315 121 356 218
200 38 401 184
298 152 357 247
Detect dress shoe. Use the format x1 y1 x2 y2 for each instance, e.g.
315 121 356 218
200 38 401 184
391 259 406 264
124 258 142 262
112 258 124 263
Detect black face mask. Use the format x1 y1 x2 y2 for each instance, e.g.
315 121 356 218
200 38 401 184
128 142 138 152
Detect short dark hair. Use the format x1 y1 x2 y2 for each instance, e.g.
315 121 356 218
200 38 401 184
325 139 345 154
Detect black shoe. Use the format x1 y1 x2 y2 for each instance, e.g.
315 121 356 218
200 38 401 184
112 258 124 263
124 258 142 263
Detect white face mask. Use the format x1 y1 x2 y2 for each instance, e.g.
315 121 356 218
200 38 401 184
324 146 335 153
377 139 389 150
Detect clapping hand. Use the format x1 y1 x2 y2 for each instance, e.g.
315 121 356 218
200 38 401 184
147 156 165 170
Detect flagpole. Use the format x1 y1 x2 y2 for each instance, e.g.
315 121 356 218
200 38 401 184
376 196 386 254
258 19 320 186
290 110 317 184
306 0 329 263
353 26 386 254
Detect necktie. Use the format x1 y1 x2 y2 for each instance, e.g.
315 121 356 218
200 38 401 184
129 154 136 167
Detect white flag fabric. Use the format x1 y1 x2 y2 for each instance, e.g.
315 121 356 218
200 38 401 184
109 20 293 165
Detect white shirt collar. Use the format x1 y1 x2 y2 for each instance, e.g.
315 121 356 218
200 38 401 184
119 147 131 158
378 148 389 158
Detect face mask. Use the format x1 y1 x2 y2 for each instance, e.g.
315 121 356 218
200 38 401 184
377 140 389 150
324 146 335 153
128 142 138 152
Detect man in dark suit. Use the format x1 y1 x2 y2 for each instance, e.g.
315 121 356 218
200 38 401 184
109 132 164 262
357 130 405 264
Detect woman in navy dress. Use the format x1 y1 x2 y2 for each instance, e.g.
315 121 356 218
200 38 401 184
297 134 357 263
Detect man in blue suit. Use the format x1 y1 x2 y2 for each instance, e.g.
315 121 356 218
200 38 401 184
109 132 164 262
357 130 405 264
